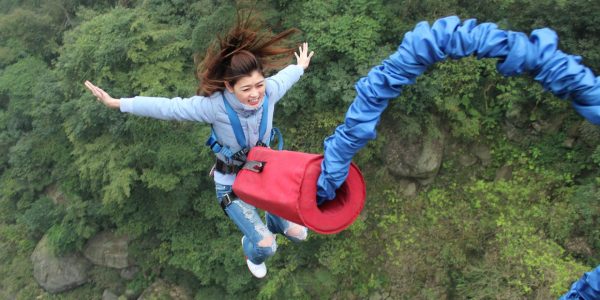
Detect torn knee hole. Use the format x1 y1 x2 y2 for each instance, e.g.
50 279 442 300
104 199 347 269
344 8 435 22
257 235 275 248
285 225 307 240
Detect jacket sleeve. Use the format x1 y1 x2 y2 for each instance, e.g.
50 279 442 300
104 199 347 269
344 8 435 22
119 95 216 123
266 64 304 104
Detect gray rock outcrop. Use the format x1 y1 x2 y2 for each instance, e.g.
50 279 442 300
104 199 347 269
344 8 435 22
31 235 90 293
472 144 491 166
137 280 191 300
383 120 446 180
495 165 513 182
103 289 119 300
458 153 478 167
0 289 16 300
84 231 130 269
120 266 139 280
398 179 417 197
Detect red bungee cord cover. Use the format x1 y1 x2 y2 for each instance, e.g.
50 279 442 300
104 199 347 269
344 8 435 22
232 147 366 234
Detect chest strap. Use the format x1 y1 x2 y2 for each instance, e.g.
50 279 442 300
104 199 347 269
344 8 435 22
222 94 269 150
205 93 283 164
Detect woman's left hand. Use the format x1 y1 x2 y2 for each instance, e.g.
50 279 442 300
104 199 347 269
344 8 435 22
295 42 314 70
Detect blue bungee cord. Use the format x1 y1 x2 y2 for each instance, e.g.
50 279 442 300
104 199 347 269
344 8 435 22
317 15 600 202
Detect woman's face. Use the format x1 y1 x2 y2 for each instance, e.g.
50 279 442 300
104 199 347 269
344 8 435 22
226 70 266 107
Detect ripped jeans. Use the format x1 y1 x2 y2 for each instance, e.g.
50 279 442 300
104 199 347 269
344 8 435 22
215 183 308 265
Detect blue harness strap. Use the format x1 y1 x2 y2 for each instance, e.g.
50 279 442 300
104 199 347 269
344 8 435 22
258 97 268 144
270 127 283 150
205 130 235 159
205 93 283 163
222 94 269 148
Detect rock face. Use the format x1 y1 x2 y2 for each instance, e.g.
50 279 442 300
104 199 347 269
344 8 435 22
0 290 16 300
383 120 446 180
31 235 90 293
102 289 119 300
138 280 191 300
83 231 130 269
120 266 139 280
495 165 513 182
398 179 417 197
458 153 478 167
472 144 491 166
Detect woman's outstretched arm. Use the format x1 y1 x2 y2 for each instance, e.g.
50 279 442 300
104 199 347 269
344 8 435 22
83 81 216 123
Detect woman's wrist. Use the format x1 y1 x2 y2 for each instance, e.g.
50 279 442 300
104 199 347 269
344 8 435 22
108 98 121 109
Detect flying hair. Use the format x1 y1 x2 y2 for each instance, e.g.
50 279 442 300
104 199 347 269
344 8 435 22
195 10 299 96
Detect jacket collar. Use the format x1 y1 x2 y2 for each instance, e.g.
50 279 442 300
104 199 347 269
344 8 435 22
223 90 264 116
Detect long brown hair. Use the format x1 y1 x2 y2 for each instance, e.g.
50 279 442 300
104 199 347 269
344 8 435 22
195 11 299 96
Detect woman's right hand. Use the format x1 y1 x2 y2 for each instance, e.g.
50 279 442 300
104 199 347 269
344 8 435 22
295 42 314 70
84 81 120 109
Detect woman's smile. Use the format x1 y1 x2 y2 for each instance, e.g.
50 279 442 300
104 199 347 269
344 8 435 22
226 70 266 107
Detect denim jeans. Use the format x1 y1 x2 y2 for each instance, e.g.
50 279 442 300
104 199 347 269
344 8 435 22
215 183 308 264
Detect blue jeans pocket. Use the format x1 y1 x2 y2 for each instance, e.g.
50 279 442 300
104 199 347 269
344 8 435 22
215 183 232 202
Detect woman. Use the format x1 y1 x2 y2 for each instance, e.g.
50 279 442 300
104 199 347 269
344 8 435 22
84 15 314 279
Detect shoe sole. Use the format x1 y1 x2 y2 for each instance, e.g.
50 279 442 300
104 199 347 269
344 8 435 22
242 236 267 278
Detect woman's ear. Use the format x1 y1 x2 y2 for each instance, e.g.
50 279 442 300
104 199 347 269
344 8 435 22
224 81 234 93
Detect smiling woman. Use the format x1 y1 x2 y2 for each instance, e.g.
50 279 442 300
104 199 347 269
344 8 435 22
83 11 313 279
225 69 266 107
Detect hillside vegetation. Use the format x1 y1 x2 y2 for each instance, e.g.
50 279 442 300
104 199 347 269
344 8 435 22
1 0 599 299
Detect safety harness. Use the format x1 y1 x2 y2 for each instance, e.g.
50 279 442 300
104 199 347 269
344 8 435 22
206 93 283 214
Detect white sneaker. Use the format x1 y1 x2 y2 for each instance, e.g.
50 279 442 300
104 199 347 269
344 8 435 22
242 236 267 278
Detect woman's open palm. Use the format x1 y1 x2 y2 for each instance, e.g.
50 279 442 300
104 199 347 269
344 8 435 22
84 81 120 109
295 42 314 70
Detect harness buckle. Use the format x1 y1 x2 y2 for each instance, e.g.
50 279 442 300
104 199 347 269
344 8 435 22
220 191 236 216
214 159 241 174
232 148 249 162
242 160 265 173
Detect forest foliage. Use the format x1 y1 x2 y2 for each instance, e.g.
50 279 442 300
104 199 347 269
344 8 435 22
1 0 599 299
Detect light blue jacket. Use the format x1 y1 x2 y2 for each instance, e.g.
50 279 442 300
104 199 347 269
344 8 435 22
120 64 304 185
